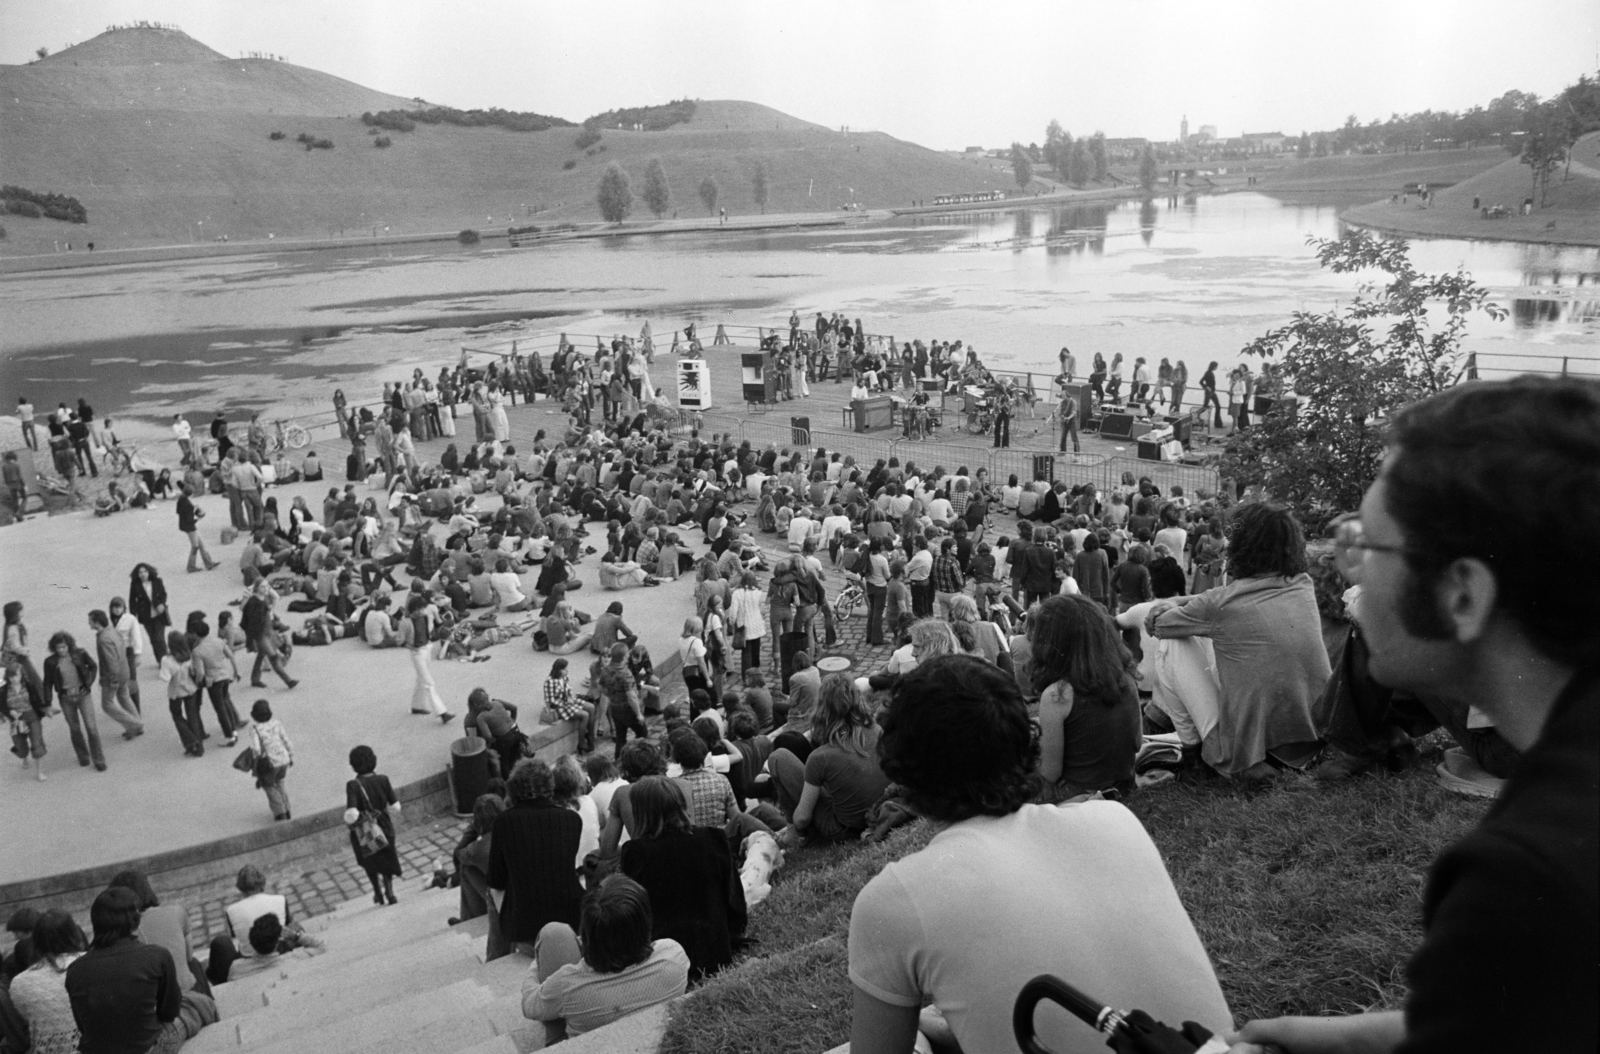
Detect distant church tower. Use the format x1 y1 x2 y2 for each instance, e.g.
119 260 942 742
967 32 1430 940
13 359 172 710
1180 114 1188 143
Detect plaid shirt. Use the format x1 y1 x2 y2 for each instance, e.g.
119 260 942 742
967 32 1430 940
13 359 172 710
932 552 965 595
543 676 583 721
675 768 736 828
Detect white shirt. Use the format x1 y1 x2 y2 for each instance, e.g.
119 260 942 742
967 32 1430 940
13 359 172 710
489 571 526 606
849 803 1230 1054
905 549 933 583
114 611 144 658
927 497 953 523
787 516 816 551
172 419 192 441
820 515 852 546
589 777 626 819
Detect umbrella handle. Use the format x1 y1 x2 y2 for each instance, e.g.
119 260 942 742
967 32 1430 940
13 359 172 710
1013 975 1111 1054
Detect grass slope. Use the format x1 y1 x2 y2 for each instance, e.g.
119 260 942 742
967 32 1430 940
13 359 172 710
660 756 1487 1054
1255 147 1506 194
1342 131 1600 246
0 33 1009 254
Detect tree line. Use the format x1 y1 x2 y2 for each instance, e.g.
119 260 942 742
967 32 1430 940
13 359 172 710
596 158 767 222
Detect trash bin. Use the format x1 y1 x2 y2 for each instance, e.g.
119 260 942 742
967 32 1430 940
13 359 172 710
450 736 489 817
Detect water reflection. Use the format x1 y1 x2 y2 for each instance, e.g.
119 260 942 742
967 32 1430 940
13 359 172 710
1139 199 1157 247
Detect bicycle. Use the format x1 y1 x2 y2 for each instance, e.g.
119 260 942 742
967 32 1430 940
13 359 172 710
232 419 313 456
105 441 149 477
831 579 864 623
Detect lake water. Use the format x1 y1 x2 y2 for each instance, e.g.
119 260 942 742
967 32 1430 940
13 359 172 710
2 192 1595 438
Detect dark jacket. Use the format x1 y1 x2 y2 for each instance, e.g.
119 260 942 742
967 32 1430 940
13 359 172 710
240 595 272 640
65 938 180 1054
42 647 97 706
1397 664 1598 1054
620 828 747 979
127 577 169 627
486 801 584 942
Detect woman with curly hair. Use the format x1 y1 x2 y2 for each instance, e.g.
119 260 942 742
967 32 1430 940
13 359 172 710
127 563 171 663
1148 503 1328 781
1028 595 1141 801
846 654 1230 1054
768 673 889 845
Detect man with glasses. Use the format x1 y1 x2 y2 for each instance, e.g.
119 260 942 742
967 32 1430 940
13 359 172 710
1227 376 1598 1054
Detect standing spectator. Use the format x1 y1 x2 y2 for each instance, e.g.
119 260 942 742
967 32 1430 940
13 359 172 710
846 655 1229 1054
930 539 965 620
66 413 97 478
619 777 747 980
176 485 218 573
159 631 207 758
8 909 87 1053
190 618 241 747
1072 534 1111 608
241 580 297 690
66 887 218 1054
1149 504 1328 781
47 429 82 505
89 610 144 741
171 415 193 466
232 453 264 530
127 564 171 664
3 451 27 522
727 571 767 672
488 759 585 957
107 597 143 713
597 644 649 759
401 596 454 723
42 631 109 771
16 396 37 451
2 658 47 781
247 699 294 821
904 538 934 618
344 745 403 906
769 674 889 845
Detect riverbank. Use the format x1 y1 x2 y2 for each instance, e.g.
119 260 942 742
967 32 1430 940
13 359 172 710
890 184 1139 215
0 209 868 276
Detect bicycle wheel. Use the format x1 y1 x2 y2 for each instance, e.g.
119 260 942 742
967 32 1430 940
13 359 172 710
835 590 859 622
106 447 132 476
283 424 312 450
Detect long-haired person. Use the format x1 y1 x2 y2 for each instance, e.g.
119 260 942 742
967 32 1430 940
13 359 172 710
127 563 171 663
1028 595 1142 801
619 776 746 980
9 908 89 1054
42 631 108 771
846 655 1229 1054
3 657 48 780
1148 503 1327 781
768 673 889 844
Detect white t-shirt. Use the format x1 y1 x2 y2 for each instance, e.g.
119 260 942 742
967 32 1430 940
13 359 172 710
1154 527 1189 568
589 777 626 819
927 497 953 523
787 516 816 550
489 571 526 607
820 515 852 546
226 893 289 959
521 938 689 1036
849 802 1231 1054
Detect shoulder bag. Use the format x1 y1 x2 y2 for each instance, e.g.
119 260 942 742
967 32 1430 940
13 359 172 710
352 777 390 855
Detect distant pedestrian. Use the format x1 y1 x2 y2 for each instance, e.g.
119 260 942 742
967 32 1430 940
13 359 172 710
128 563 171 664
177 484 219 572
16 396 37 451
247 698 294 821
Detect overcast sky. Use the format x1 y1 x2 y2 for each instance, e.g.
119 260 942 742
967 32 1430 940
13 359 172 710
4 0 1595 149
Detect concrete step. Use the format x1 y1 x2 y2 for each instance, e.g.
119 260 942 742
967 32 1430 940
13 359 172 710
208 919 473 1018
236 939 486 1044
240 977 497 1054
558 1001 673 1054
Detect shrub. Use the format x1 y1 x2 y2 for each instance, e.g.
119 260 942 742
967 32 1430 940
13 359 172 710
374 136 392 148
508 224 541 236
1 186 86 224
562 158 578 170
0 224 7 239
363 106 571 134
583 98 697 132
269 130 286 140
458 229 481 245
574 128 602 150
294 133 334 150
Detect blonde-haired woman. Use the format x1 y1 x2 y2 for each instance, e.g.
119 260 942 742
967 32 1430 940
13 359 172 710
679 616 710 699
769 674 890 845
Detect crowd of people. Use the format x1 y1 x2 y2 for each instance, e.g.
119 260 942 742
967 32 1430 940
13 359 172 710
2 329 1593 1054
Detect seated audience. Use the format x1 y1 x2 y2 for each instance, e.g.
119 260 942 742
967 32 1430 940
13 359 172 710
1030 595 1142 800
769 674 889 844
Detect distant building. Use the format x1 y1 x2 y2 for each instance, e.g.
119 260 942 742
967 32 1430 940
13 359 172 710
1180 115 1188 143
1103 137 1150 160
1241 131 1286 154
1197 124 1217 141
963 146 985 155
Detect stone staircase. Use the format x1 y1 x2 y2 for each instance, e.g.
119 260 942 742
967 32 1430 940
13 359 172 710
185 882 671 1054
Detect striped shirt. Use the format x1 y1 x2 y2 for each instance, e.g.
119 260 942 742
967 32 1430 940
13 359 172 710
675 767 737 828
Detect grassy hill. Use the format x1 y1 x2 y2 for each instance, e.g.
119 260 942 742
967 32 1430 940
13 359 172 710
1252 146 1506 203
0 29 1010 255
1342 131 1600 246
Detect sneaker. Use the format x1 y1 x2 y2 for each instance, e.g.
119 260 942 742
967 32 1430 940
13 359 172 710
1436 747 1505 799
1310 750 1375 782
283 679 299 689
440 712 456 724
